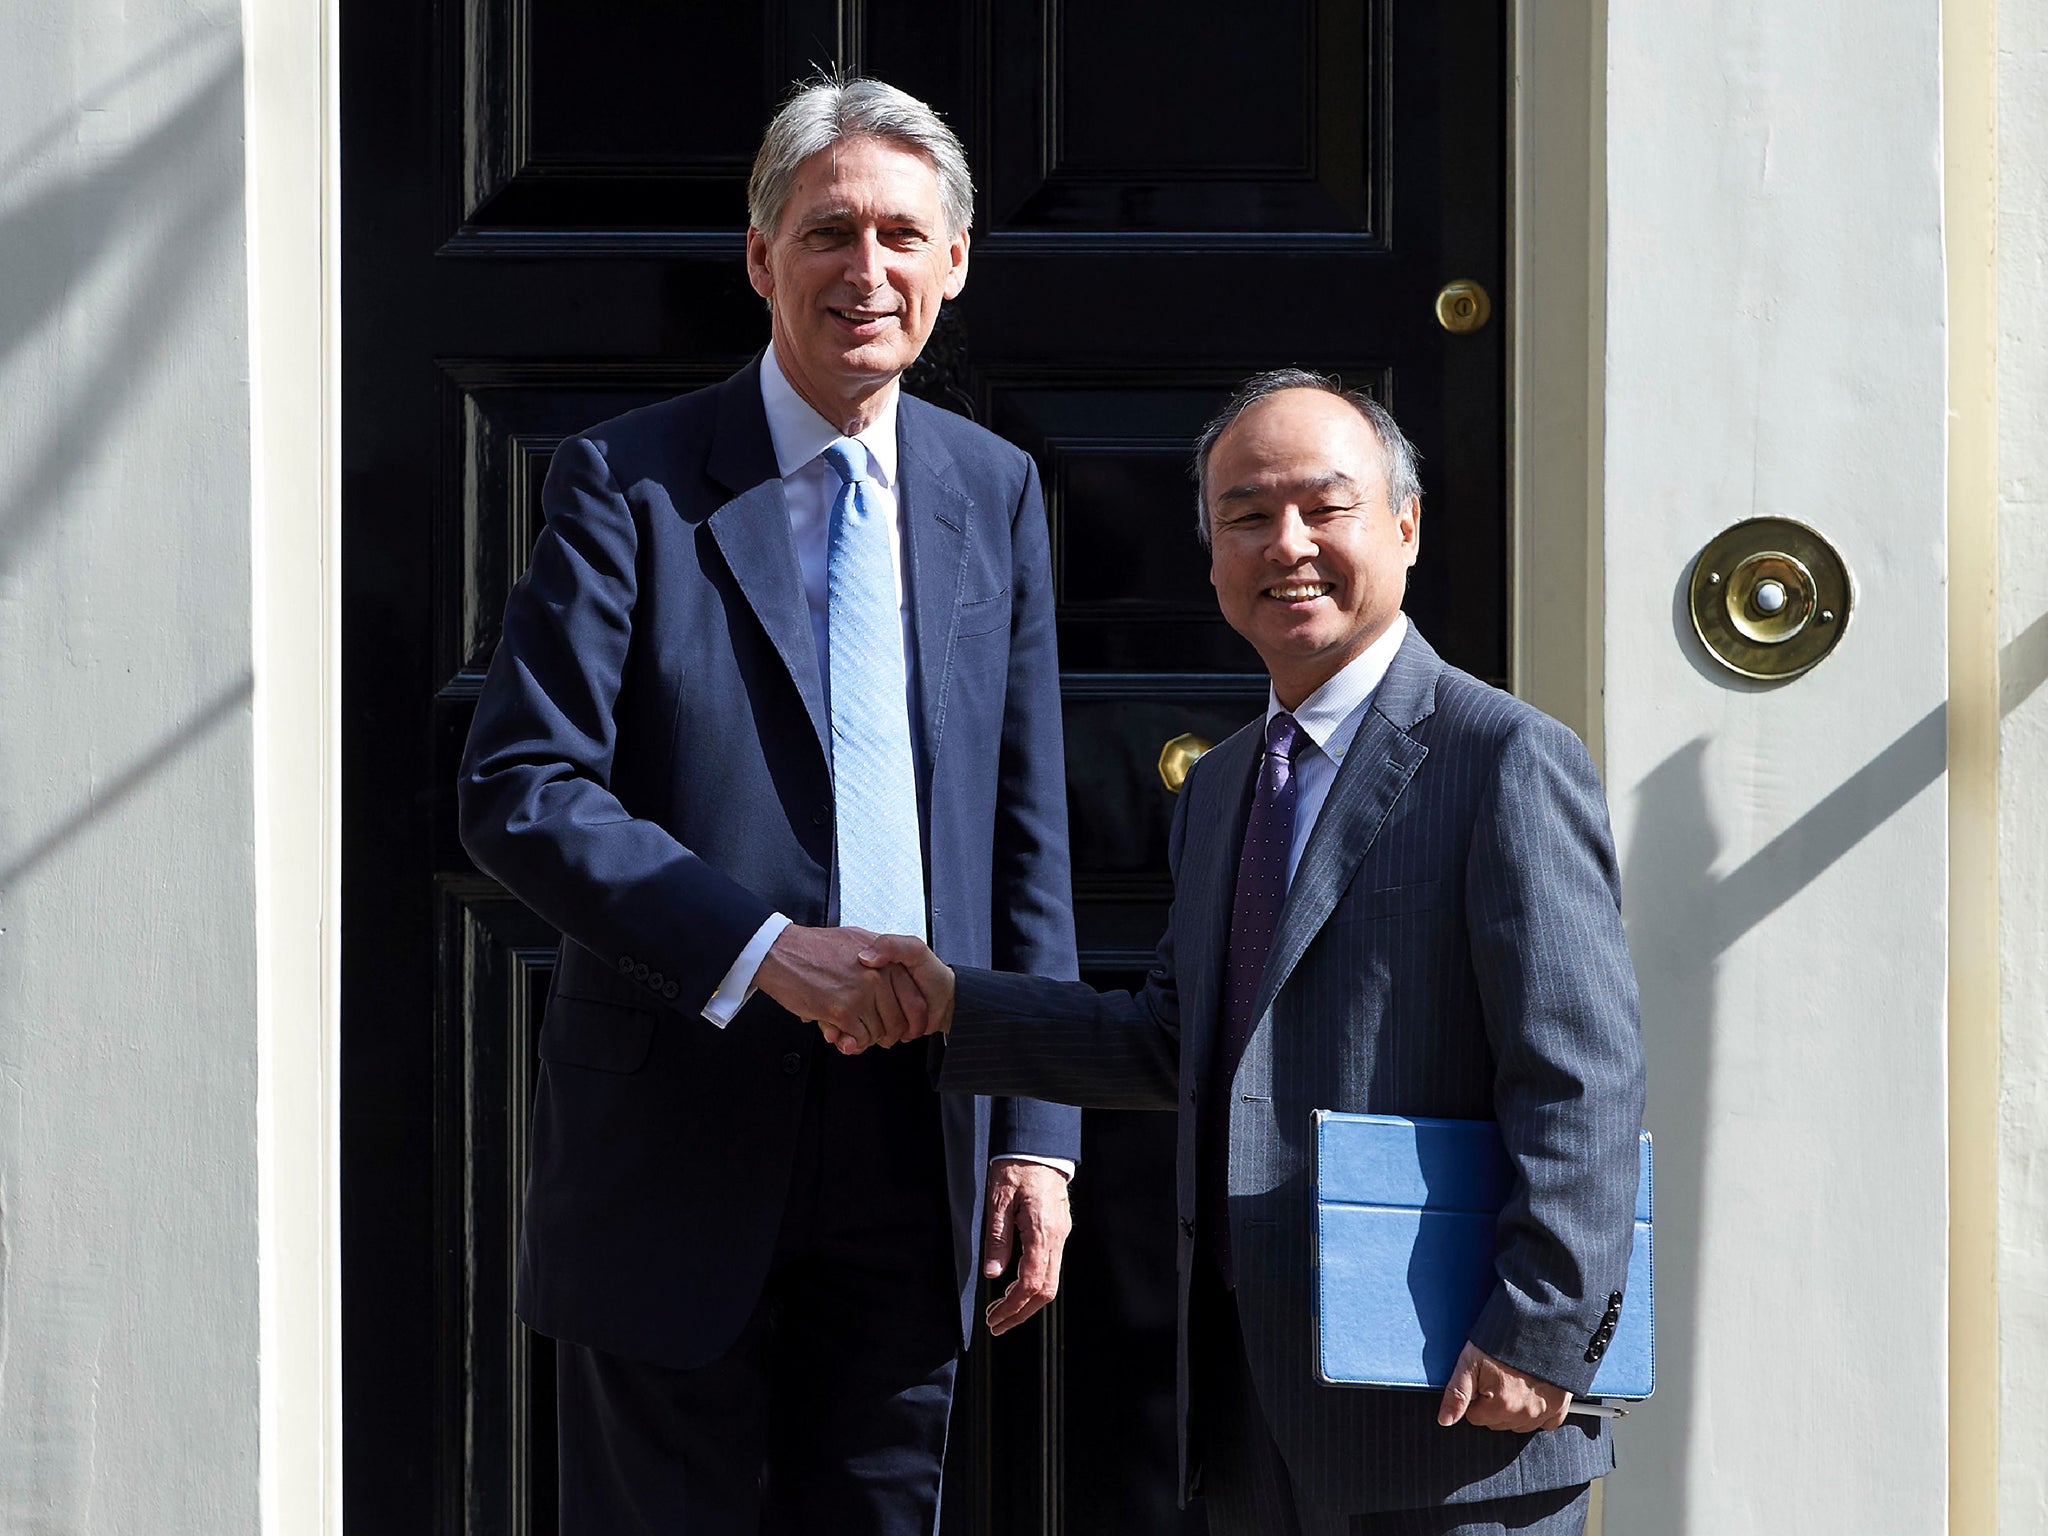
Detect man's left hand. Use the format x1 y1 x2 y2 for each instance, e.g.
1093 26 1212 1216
981 1161 1072 1336
1436 1341 1571 1432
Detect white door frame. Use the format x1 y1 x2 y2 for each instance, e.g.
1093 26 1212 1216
247 0 343 1528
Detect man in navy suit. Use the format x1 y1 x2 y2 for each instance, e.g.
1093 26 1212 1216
458 77 1081 1535
858 374 1646 1535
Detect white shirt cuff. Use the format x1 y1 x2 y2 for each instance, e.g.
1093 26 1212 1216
701 912 793 1027
992 1154 1076 1181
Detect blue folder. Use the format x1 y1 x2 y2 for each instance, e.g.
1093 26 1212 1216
1313 1112 1654 1401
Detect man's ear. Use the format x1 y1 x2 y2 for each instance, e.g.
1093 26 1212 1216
745 227 775 303
1398 492 1421 564
943 229 971 300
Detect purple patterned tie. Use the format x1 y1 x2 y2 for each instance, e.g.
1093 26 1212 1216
1203 711 1303 1285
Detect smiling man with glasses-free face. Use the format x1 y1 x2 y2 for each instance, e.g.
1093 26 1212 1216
459 76 1079 1536
850 374 1646 1536
745 133 970 436
1202 386 1421 710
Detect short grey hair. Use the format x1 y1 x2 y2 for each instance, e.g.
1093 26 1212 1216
748 76 975 239
1190 368 1423 548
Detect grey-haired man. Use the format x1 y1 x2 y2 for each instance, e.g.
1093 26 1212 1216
458 77 1080 1534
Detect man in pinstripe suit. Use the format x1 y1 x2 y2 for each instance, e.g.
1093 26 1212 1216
852 372 1646 1535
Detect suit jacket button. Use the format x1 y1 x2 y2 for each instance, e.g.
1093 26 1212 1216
647 970 664 990
1585 1346 1603 1363
663 981 680 1001
617 955 635 974
813 805 829 826
781 1052 804 1076
1610 1292 1624 1308
634 962 650 981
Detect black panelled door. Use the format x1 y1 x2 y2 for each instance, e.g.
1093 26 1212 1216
340 4 1505 1533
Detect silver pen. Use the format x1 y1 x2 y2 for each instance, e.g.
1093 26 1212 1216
1565 1400 1629 1420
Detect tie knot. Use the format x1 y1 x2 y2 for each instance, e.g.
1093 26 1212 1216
1265 711 1303 762
822 437 870 486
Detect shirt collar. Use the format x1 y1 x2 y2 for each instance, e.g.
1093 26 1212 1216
1265 612 1410 767
760 342 899 489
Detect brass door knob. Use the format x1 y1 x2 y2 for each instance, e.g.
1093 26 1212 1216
1688 518 1852 680
1435 279 1492 335
1158 733 1213 794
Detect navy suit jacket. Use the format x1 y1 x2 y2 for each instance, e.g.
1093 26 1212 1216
936 626 1645 1513
458 356 1081 1368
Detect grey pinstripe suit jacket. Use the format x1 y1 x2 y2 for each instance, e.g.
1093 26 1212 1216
937 625 1646 1514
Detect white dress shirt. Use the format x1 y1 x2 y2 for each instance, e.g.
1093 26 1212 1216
703 344 910 1026
762 342 920 730
1265 613 1410 887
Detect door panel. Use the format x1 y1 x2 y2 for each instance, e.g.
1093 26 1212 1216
343 5 1504 1532
985 0 1384 240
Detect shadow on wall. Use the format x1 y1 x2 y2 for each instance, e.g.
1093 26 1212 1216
0 36 249 1517
0 27 242 581
0 671 252 889
1615 739 1717 1524
1606 597 2048 1526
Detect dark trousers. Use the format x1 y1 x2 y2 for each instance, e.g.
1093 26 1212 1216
1191 1259 1590 1536
555 1038 960 1536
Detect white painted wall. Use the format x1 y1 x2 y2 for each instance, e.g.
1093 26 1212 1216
2000 2 2048 1528
1599 3 1951 1531
0 6 264 1530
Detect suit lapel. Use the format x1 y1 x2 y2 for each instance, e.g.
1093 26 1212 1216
1251 625 1444 1025
1178 720 1261 1088
704 358 829 759
896 399 971 787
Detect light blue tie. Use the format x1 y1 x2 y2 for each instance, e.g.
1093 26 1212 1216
822 437 927 939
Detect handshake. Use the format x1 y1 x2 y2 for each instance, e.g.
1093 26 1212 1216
755 923 957 1055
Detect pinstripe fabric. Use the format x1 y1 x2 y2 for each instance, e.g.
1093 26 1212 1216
1203 1366 1591 1536
1208 1440 1590 1536
938 626 1645 1516
1208 712 1305 1284
1210 1462 1591 1535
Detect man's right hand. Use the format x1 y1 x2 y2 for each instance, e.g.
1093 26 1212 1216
855 935 956 1046
753 924 929 1054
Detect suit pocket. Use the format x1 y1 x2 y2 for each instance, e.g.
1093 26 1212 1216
1344 878 1445 921
539 993 658 1074
955 587 1011 637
